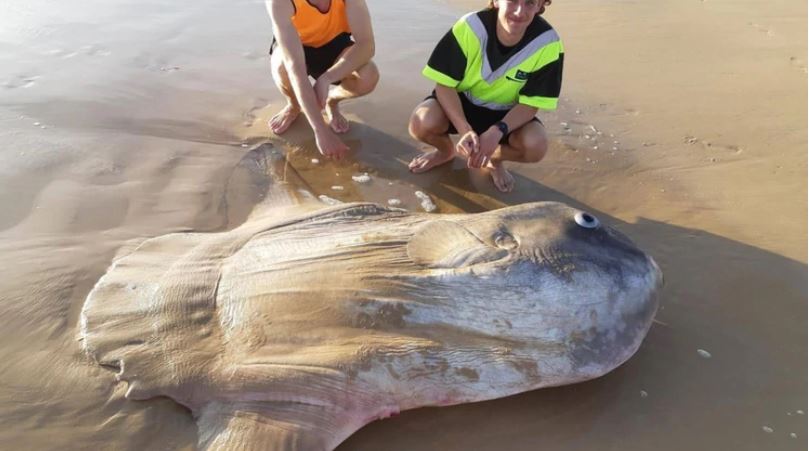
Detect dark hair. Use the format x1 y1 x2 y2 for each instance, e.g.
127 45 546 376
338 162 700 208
487 0 548 15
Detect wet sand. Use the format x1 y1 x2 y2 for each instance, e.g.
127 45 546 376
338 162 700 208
0 0 806 449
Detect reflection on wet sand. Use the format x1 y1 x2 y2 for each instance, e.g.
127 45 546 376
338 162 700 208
0 0 805 449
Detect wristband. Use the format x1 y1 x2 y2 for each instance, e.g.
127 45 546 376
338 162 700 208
495 121 509 137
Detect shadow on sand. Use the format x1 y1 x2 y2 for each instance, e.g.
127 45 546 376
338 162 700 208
226 121 806 451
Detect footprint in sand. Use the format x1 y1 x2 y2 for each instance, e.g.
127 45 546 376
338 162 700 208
2 75 40 89
748 22 775 37
241 50 265 61
684 136 743 154
135 54 181 73
789 56 807 74
73 44 112 57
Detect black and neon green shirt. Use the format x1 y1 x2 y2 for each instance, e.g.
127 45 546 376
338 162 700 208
423 9 564 110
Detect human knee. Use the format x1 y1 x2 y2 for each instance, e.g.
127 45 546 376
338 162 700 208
408 110 428 140
408 107 444 140
270 52 290 83
520 132 548 163
345 62 379 94
360 62 380 92
408 111 438 141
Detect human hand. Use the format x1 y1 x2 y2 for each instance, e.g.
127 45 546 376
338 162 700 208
455 130 479 158
313 74 333 109
468 127 502 168
315 127 349 160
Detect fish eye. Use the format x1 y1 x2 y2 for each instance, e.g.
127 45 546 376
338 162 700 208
574 212 599 229
494 231 518 250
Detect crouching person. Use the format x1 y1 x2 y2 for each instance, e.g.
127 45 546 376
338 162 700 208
408 0 563 192
267 0 379 159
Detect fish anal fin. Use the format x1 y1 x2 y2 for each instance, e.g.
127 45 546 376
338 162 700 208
196 401 369 451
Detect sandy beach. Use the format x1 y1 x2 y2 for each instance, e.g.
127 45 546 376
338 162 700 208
0 0 805 449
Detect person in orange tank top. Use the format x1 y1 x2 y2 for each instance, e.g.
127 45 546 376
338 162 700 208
266 0 379 160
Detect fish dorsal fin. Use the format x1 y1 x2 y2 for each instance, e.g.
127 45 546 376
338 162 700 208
407 220 507 269
229 144 321 218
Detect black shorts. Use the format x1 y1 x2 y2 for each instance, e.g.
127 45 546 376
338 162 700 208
270 32 354 83
425 90 541 144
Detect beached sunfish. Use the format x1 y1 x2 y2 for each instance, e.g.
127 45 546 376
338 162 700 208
79 146 662 450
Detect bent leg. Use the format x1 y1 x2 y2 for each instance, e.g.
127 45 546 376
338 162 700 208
407 99 456 173
487 120 549 192
269 50 301 135
325 61 380 133
501 120 549 163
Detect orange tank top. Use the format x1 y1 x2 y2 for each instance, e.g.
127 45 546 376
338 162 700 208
291 0 352 48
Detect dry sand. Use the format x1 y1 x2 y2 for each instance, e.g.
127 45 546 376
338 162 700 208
0 0 805 449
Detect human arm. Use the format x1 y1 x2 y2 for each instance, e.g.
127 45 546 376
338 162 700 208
469 45 564 167
469 104 538 168
266 0 347 158
432 84 479 157
421 27 476 156
313 0 375 105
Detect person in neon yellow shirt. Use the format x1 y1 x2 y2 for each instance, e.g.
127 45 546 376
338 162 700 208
408 0 563 192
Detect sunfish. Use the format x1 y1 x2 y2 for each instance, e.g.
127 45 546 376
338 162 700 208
79 145 662 450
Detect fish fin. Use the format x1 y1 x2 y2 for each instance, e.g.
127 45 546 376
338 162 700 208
234 144 322 219
196 401 367 451
79 230 220 399
407 220 507 269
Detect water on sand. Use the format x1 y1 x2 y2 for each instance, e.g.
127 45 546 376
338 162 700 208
0 0 805 449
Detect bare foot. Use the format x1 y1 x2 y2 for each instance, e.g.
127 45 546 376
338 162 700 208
325 101 350 134
487 161 515 193
408 148 455 173
268 103 300 135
